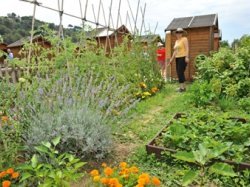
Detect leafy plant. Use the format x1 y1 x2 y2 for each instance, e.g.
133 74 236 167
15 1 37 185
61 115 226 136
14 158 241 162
18 137 85 187
161 111 250 162
173 143 236 186
0 115 23 170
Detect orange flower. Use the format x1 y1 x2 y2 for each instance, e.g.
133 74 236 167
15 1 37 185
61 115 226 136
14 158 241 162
0 171 7 178
1 116 9 122
102 162 107 167
135 184 144 187
6 168 14 174
11 172 20 179
139 173 150 185
90 169 99 177
2 180 11 187
93 175 100 182
151 87 159 94
119 162 127 169
138 178 146 185
101 177 110 185
152 177 161 186
104 167 113 176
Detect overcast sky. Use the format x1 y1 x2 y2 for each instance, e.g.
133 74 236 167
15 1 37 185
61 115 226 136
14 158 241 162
1 0 250 43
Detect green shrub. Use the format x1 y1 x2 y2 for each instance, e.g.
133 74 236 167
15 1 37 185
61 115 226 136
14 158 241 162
19 137 85 187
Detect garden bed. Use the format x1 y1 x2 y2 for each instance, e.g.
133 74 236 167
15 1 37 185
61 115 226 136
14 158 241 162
146 113 250 171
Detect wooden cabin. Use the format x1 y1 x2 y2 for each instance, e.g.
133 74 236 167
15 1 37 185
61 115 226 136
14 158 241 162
165 14 221 81
86 25 131 53
138 34 163 46
0 43 7 64
7 35 51 58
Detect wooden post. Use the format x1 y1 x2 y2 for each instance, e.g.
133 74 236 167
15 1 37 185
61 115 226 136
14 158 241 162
165 31 172 81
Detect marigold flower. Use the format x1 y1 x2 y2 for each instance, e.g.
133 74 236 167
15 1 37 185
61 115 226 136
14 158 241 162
138 178 146 185
101 177 109 185
102 162 107 167
135 184 144 187
129 166 139 173
6 168 14 174
1 116 9 122
0 171 7 178
119 162 127 169
11 172 20 179
93 175 100 182
139 173 150 184
2 180 11 187
152 177 161 186
90 169 99 177
104 167 113 176
139 82 147 89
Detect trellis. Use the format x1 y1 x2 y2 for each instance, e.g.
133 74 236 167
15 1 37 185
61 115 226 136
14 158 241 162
19 0 157 55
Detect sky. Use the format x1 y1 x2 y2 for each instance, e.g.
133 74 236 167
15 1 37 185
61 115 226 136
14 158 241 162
0 0 250 43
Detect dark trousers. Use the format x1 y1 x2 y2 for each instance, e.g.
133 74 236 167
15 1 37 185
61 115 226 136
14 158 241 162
176 57 187 83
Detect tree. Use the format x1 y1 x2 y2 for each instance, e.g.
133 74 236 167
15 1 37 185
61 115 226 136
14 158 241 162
220 40 229 48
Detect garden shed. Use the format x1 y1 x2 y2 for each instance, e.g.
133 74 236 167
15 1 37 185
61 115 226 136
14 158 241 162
86 25 131 53
138 34 163 46
165 13 221 81
7 35 51 58
0 43 7 64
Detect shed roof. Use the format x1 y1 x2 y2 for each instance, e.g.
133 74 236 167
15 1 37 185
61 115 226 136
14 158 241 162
138 34 162 43
86 25 130 38
7 35 48 48
165 14 218 31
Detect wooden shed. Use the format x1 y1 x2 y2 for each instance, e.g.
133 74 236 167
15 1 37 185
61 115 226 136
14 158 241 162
0 43 8 64
138 34 163 46
7 35 51 58
165 14 221 81
86 25 131 53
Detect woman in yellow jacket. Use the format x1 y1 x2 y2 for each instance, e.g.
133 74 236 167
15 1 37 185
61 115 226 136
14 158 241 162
170 28 189 92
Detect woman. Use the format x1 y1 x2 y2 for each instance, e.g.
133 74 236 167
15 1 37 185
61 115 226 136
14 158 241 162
169 28 189 92
156 42 166 81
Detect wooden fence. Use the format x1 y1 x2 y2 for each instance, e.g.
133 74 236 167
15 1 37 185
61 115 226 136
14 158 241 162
0 65 25 83
0 64 52 83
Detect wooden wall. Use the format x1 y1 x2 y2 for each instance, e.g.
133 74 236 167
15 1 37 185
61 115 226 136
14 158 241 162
168 26 218 81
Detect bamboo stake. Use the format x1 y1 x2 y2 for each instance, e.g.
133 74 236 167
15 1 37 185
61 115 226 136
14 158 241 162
139 3 146 36
78 0 85 27
27 0 38 70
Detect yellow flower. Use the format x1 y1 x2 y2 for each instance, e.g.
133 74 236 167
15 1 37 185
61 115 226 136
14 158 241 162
2 180 11 187
90 169 99 177
6 168 14 174
139 82 147 89
119 162 127 169
102 162 107 167
152 177 161 186
104 167 113 176
93 175 100 182
11 172 20 179
129 166 139 173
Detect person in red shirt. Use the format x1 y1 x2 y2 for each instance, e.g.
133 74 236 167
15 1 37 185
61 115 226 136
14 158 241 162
157 42 166 81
